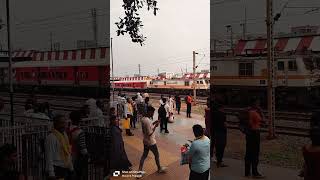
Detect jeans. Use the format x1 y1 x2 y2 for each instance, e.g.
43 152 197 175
139 144 161 171
245 130 261 176
189 169 210 180
176 103 181 114
130 113 136 128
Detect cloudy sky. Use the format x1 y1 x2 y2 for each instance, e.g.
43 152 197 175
111 0 210 77
212 0 320 46
0 0 109 51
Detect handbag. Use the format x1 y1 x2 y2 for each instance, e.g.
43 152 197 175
168 113 174 123
180 145 189 165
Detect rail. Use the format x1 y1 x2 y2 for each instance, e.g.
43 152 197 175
223 108 311 137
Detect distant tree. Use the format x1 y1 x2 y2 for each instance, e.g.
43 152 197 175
116 0 159 46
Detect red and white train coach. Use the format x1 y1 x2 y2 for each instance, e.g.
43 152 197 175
112 76 152 89
211 34 320 108
0 47 109 95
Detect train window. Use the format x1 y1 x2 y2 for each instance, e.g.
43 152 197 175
200 81 204 84
304 57 314 70
164 81 167 85
260 80 266 85
277 61 285 71
239 62 253 76
288 61 297 71
314 57 320 69
185 81 189 86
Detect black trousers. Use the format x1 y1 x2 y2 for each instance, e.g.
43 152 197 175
189 169 210 180
160 117 168 131
245 131 261 176
51 166 73 180
73 156 88 180
214 130 227 163
187 103 192 117
210 129 215 158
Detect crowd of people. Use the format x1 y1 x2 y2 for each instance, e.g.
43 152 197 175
1 92 320 180
207 96 320 180
0 95 107 180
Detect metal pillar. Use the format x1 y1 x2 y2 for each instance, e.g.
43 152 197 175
193 51 197 104
266 0 276 139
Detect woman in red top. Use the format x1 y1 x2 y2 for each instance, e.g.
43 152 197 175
302 128 320 180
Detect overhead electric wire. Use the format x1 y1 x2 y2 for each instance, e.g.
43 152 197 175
14 8 108 26
13 13 108 33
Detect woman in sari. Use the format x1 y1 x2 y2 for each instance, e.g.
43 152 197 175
109 115 132 171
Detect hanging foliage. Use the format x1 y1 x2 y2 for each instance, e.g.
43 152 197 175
115 0 159 46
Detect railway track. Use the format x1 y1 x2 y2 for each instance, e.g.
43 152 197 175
113 91 208 104
0 92 312 137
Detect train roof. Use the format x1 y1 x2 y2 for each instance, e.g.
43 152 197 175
12 59 108 68
0 47 109 62
214 34 320 57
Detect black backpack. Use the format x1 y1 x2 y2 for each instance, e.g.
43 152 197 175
238 108 250 134
158 104 166 118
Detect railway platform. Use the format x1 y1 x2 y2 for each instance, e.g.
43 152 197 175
110 112 302 180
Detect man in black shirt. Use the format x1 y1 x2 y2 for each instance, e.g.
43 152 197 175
212 103 228 168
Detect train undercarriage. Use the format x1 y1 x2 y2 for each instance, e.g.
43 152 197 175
114 87 210 97
0 84 109 98
213 86 320 111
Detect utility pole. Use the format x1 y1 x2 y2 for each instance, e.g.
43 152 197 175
226 25 233 49
91 8 98 47
266 0 276 139
138 64 141 76
6 0 14 130
111 38 114 101
241 0 247 40
193 51 198 104
50 32 53 51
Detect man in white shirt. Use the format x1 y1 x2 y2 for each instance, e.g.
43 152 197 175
45 114 74 180
138 106 167 178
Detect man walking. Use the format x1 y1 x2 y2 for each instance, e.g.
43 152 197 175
245 98 265 178
138 106 167 178
45 114 74 180
175 95 181 115
212 103 228 168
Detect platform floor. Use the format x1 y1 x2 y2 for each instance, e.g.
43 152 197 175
110 111 302 180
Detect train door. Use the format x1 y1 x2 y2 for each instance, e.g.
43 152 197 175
74 66 79 86
37 67 41 85
98 66 103 87
0 68 4 86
